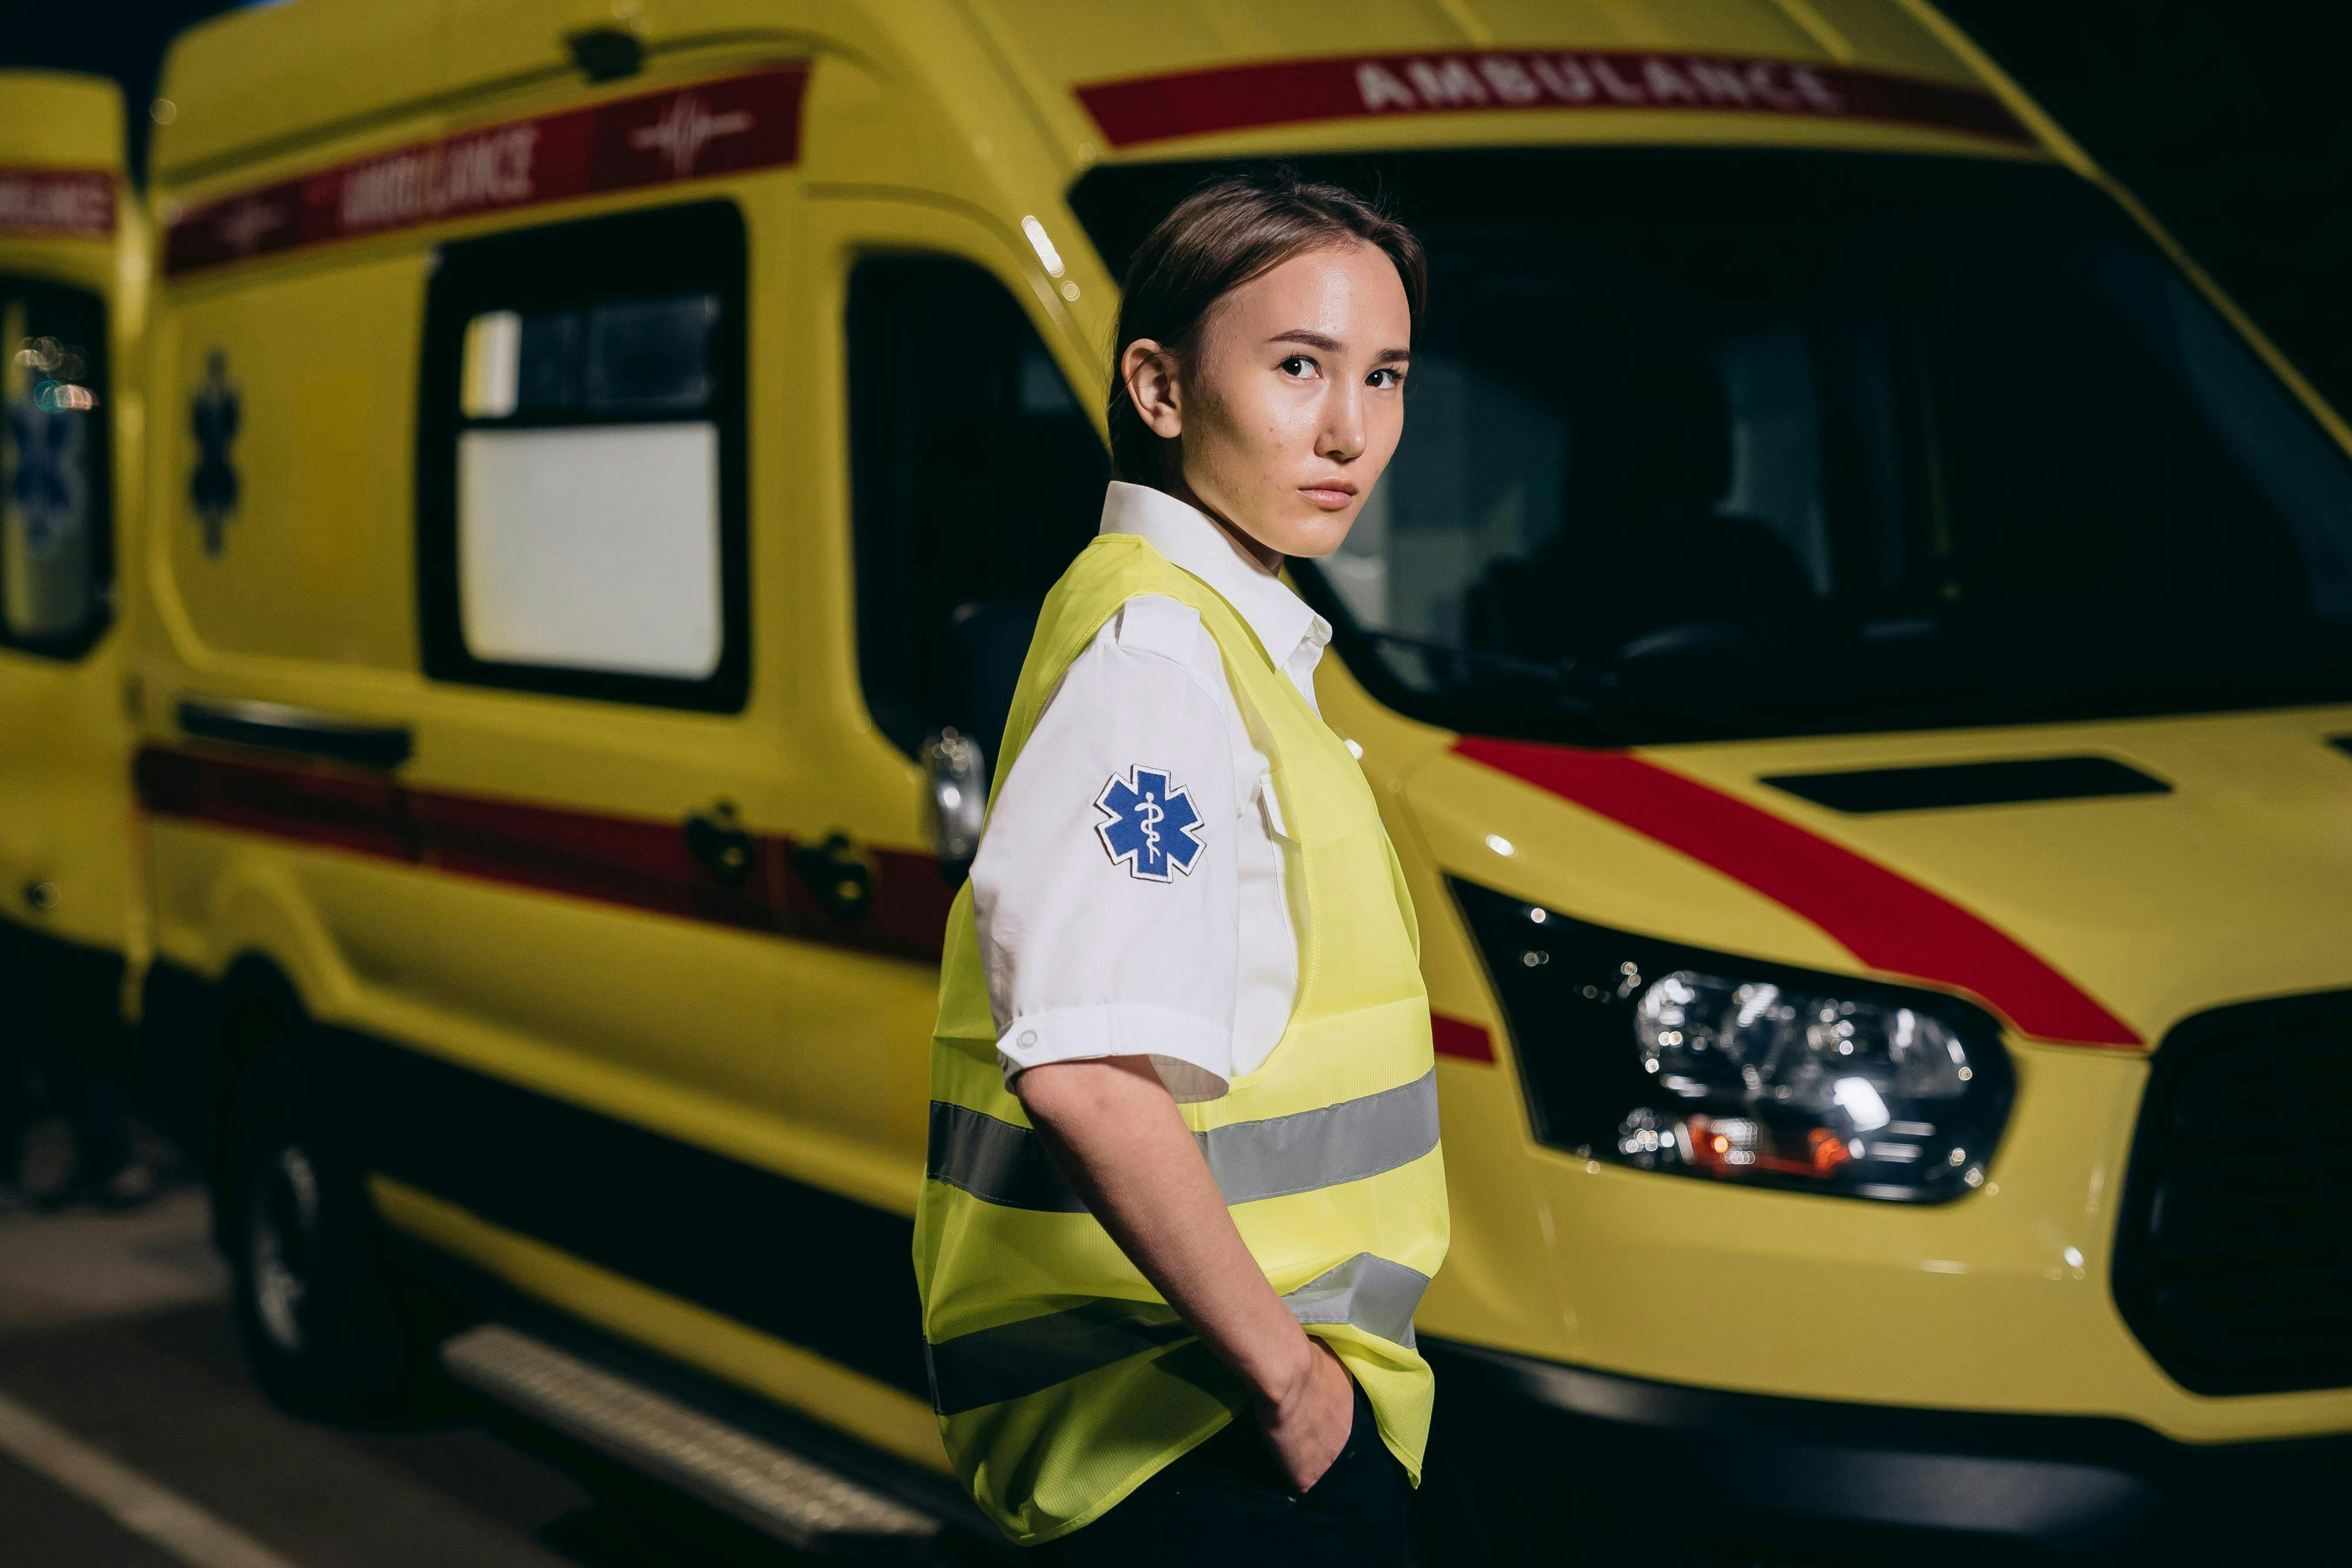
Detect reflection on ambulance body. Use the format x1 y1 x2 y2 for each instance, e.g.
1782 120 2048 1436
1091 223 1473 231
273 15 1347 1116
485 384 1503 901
118 4 2352 1564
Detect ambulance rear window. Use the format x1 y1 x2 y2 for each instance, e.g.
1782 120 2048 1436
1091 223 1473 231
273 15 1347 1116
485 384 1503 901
462 296 719 419
1073 151 2352 743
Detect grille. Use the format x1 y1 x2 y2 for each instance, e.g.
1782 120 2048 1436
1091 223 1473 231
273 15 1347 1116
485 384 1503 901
2114 990 2352 1395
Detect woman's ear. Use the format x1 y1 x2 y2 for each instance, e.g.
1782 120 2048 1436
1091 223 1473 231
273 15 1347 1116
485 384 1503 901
1120 337 1184 440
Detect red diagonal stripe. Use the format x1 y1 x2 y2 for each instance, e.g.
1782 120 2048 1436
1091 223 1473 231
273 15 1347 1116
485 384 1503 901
1452 737 2140 1047
1431 1012 1496 1064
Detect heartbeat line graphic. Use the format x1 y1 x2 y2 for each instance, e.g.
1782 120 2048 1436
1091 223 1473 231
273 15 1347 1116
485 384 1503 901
629 91 754 178
215 200 286 254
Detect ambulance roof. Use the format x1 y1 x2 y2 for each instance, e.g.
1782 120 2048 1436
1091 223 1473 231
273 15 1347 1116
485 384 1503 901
0 71 125 174
154 0 2020 184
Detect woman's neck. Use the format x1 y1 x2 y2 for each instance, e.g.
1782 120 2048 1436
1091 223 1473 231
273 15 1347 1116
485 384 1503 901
1158 473 1283 574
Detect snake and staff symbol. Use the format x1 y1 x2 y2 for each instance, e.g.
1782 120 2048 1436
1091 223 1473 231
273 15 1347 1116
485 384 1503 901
1094 765 1207 882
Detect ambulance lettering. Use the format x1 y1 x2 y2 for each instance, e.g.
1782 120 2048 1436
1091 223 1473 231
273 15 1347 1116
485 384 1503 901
340 124 536 233
1083 51 2026 148
1686 59 1756 106
1478 56 1544 105
1356 62 1419 112
165 67 806 277
1789 66 1847 112
1529 56 1597 104
1588 57 1646 104
1406 58 1491 108
1643 58 1699 105
0 169 114 238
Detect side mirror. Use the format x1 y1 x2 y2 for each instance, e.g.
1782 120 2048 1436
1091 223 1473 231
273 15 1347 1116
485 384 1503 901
922 727 988 870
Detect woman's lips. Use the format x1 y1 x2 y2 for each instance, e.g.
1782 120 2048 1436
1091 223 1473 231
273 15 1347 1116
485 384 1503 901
1300 482 1358 511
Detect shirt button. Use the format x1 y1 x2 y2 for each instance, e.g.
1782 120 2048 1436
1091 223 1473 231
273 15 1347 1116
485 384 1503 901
1018 1031 1038 1048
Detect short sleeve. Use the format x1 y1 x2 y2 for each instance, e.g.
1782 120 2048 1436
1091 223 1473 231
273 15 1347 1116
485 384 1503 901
969 595 1241 1103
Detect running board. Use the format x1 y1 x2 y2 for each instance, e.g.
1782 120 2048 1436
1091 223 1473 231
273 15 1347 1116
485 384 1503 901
441 1324 941 1557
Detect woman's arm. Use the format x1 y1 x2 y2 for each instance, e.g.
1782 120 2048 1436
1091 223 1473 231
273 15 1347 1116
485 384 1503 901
1016 1055 1357 1493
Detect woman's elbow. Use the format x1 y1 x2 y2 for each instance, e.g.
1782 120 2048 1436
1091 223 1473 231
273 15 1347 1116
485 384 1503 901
1014 1056 1165 1134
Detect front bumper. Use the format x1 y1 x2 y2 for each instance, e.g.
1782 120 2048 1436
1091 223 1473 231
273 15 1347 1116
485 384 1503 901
1418 1338 2351 1565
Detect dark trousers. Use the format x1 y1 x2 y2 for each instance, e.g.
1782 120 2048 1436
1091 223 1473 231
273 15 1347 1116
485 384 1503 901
1037 1379 1414 1566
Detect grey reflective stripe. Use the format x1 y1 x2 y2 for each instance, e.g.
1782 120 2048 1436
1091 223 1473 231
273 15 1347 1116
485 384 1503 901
1201 1071 1440 1204
924 1071 1439 1212
926 1252 1430 1416
1280 1252 1426 1349
927 1300 1189 1417
926 1102 1088 1212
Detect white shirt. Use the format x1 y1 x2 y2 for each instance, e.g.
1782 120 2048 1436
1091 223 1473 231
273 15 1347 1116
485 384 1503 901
971 482 1334 1104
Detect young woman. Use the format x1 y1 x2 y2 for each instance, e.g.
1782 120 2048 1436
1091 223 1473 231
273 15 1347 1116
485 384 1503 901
916 171 1446 1563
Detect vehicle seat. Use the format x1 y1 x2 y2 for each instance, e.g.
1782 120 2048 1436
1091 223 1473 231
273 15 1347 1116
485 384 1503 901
1469 360 1814 664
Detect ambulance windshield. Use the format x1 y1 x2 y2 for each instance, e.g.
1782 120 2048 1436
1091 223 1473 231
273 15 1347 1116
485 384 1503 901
1071 151 2352 743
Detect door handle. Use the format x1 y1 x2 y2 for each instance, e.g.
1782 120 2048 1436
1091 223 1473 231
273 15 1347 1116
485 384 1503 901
793 831 871 930
683 803 753 887
178 695 413 770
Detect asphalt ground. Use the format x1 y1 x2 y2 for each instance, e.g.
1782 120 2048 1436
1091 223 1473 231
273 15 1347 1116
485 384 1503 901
0 1171 823 1568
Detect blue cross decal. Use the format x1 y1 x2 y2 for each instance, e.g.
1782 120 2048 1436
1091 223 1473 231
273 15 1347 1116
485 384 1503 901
1094 765 1207 882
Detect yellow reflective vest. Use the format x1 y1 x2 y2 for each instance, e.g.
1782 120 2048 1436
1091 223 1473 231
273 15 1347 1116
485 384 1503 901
914 533 1450 1544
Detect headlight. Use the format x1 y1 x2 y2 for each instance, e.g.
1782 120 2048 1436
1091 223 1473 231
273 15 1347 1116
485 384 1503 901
1452 878 2014 1202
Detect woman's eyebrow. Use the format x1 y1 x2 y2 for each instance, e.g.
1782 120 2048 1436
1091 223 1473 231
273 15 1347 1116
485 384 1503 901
1267 329 1412 364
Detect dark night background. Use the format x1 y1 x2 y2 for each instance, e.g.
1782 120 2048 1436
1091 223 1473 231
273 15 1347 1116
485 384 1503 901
4 0 2347 419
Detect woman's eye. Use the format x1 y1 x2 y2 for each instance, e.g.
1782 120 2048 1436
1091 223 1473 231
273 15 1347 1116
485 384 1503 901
1279 355 1317 379
1367 367 1404 390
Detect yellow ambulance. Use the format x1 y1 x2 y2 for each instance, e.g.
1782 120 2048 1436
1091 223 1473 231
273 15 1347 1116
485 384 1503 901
0 71 145 1171
136 0 2350 1560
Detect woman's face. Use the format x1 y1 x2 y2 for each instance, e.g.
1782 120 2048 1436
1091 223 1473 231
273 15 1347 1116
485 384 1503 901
1123 240 1412 565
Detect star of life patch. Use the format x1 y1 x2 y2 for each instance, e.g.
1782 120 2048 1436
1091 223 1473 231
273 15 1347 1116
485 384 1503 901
1094 764 1207 882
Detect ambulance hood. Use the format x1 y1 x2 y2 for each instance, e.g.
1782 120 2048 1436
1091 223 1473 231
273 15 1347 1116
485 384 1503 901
1404 703 2352 1049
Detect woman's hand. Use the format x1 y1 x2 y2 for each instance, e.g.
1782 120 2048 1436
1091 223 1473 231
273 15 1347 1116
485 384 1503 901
1017 1057 1361 1495
1255 1335 1355 1495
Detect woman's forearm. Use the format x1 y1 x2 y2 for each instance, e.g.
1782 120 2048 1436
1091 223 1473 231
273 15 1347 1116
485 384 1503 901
1014 1057 1317 1405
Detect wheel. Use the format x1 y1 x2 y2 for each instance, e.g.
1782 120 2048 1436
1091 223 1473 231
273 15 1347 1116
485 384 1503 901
223 1019 434 1418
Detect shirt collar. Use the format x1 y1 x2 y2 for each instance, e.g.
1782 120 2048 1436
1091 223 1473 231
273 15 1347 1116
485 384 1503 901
1098 482 1331 670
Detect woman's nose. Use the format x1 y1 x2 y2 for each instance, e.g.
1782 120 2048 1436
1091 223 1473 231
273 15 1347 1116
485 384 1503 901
1319 383 1366 463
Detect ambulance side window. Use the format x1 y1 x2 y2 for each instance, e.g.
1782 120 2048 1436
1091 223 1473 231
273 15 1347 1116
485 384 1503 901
846 257 1103 761
1 279 111 657
417 203 749 711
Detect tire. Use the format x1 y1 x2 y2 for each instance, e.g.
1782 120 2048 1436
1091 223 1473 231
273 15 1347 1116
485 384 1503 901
222 1015 433 1419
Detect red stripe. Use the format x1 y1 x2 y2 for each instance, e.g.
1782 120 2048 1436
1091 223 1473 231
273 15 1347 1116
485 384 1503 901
1451 737 2140 1048
0 168 115 238
1431 1012 1496 1064
135 745 953 961
165 66 806 278
1077 51 2029 149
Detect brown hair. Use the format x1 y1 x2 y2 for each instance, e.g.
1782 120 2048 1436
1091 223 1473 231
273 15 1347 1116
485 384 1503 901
1108 167 1426 483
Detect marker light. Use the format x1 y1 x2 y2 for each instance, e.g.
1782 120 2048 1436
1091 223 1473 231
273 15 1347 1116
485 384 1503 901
1454 878 2014 1202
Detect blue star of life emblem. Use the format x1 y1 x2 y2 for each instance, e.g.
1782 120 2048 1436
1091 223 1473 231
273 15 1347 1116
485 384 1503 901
189 347 240 558
1094 765 1207 882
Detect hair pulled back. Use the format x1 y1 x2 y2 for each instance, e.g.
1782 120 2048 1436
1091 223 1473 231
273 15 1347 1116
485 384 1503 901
1107 167 1425 484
